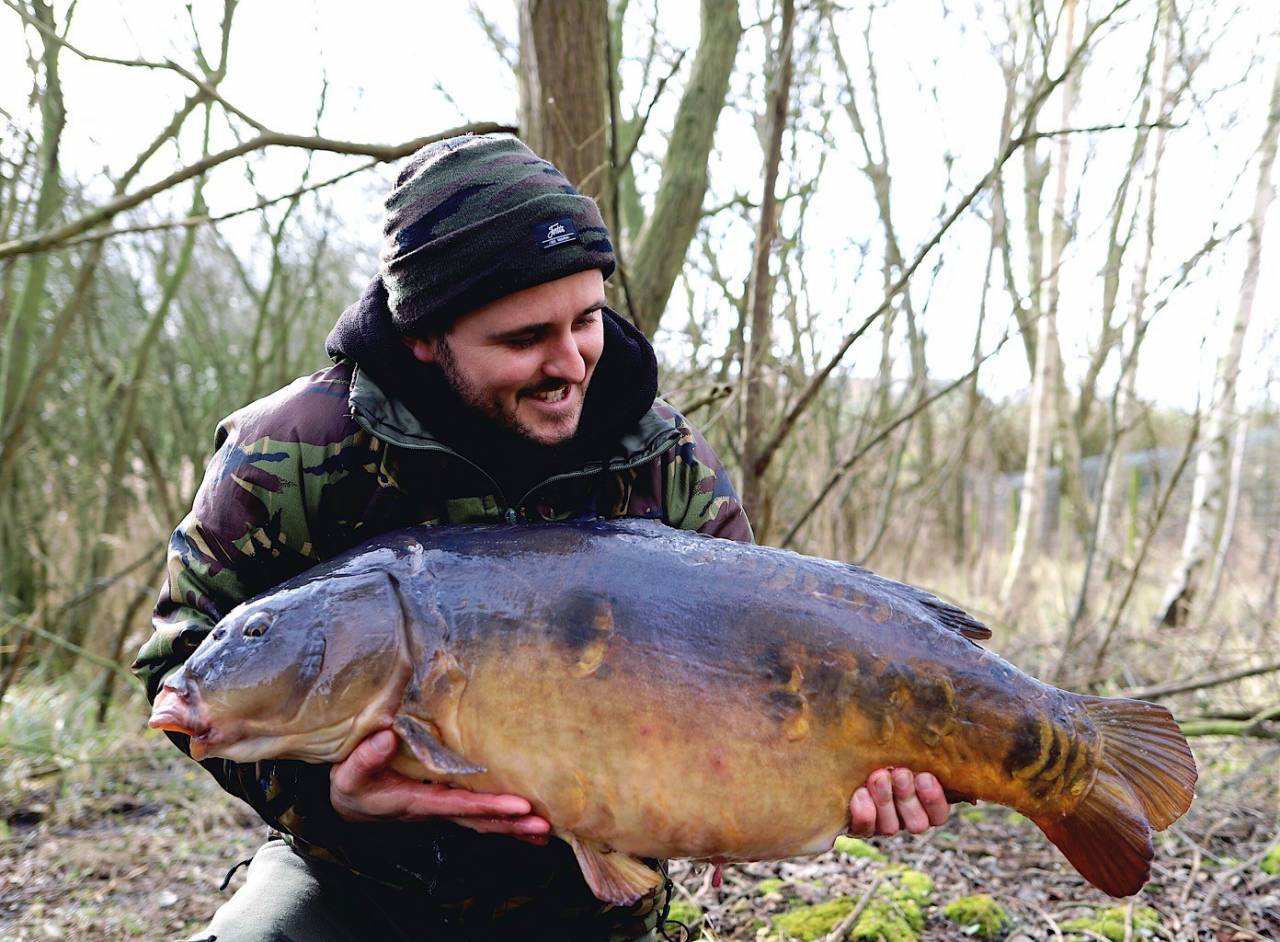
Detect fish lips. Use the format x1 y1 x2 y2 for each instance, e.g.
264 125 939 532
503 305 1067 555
149 685 218 760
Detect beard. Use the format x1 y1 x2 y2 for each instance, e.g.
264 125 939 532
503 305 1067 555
431 337 585 452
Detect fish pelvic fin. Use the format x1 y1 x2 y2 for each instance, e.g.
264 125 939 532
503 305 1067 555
392 715 484 776
563 833 663 906
1031 696 1197 897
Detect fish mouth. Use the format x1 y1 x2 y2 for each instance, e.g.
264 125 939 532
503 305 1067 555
149 685 216 760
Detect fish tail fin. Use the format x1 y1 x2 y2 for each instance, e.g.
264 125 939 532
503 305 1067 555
1031 697 1197 897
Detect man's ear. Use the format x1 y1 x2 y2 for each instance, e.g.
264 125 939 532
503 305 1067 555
402 335 437 364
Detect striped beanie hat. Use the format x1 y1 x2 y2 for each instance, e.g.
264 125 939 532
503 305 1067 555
380 134 616 335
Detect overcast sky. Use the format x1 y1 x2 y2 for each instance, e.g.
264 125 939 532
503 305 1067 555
2 0 1276 414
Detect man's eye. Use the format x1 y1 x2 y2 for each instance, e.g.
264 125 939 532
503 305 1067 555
574 313 599 330
506 335 538 349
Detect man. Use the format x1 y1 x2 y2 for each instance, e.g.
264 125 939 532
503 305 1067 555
133 134 950 941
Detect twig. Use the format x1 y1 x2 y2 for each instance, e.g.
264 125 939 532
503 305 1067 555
1121 659 1280 700
822 872 886 942
2 0 268 132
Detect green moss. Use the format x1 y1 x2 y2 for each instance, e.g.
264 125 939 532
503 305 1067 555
1061 905 1161 941
847 897 921 942
772 869 933 941
942 895 1011 938
757 878 788 896
665 898 704 938
959 806 988 823
833 836 887 861
774 898 858 941
1261 844 1280 876
884 867 933 906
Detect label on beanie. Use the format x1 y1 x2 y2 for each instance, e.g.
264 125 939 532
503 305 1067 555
534 217 579 250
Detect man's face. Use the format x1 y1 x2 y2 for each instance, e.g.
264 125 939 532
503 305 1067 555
404 269 607 447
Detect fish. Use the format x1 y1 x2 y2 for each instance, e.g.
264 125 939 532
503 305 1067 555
149 519 1196 904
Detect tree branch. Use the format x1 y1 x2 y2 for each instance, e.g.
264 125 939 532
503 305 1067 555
0 121 516 260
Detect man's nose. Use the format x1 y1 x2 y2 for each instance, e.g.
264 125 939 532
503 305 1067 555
541 329 587 383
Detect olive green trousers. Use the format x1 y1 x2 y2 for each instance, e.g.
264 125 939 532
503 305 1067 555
184 839 661 942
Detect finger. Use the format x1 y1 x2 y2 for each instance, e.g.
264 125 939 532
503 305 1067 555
868 768 899 836
446 814 551 837
404 785 534 820
847 787 876 837
891 767 930 834
915 772 951 827
330 730 397 796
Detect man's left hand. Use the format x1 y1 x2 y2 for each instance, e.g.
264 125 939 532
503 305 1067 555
848 768 949 837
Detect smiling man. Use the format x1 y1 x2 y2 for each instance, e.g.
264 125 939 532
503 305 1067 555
133 135 949 941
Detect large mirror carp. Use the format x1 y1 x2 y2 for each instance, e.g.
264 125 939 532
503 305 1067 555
150 519 1196 904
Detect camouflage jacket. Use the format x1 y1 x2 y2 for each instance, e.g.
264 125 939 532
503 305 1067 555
133 357 750 937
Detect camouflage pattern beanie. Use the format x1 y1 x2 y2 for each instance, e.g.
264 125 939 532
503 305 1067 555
381 134 616 335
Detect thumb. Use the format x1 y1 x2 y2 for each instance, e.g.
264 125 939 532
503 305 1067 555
338 729 396 787
366 729 397 760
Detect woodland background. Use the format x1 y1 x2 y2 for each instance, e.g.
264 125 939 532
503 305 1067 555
0 1 1277 939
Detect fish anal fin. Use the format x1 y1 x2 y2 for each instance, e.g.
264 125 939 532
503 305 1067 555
563 832 662 905
392 715 484 776
1033 767 1153 897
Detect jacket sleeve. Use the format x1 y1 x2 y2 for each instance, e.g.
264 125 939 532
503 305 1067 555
131 399 369 863
653 403 754 544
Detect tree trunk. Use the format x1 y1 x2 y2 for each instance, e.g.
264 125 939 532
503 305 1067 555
518 0 610 212
1000 3 1075 610
628 0 741 336
740 0 796 534
0 0 64 634
1156 55 1280 627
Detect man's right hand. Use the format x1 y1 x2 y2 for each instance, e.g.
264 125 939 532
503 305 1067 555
330 730 552 845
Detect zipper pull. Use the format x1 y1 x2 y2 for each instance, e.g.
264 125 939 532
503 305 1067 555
505 508 518 525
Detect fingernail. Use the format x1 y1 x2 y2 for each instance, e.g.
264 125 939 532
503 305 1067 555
371 730 395 755
919 772 936 789
893 768 911 790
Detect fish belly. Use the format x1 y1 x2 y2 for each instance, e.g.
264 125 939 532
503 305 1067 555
419 635 902 863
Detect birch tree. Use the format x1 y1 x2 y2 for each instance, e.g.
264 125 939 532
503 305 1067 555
1155 53 1280 628
1000 0 1078 610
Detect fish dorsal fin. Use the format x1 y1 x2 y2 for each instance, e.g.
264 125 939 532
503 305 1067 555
392 715 484 776
842 564 992 642
562 832 664 905
918 594 992 642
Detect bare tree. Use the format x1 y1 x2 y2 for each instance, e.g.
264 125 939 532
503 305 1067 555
1155 52 1280 628
740 0 796 533
1000 0 1078 611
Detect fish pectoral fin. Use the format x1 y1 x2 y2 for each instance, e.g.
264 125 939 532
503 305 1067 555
563 833 663 906
392 715 484 775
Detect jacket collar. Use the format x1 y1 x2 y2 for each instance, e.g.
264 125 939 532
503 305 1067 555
347 365 681 476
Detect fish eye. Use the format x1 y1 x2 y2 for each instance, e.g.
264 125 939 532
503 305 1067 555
243 612 273 638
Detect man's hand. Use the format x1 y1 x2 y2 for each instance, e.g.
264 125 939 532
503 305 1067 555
330 730 552 845
848 768 949 837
